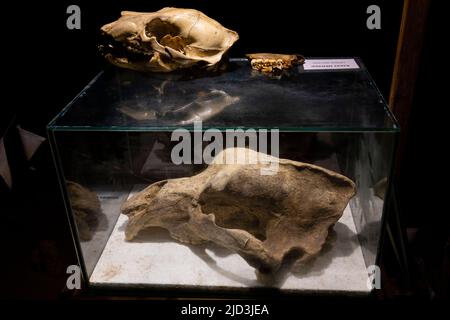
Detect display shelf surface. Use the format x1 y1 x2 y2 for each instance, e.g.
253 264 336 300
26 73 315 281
89 185 370 293
48 58 398 132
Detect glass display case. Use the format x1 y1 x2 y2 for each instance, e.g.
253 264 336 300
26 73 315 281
48 58 398 295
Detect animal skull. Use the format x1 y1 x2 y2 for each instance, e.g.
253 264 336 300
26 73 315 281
121 148 356 273
100 7 239 72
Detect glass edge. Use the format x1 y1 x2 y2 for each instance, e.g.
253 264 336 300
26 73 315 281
47 71 105 130
47 129 90 283
48 126 400 133
356 58 401 131
48 57 400 132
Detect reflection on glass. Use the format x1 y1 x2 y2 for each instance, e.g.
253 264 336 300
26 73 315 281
118 89 239 124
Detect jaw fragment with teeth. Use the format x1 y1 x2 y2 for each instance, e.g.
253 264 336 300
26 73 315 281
246 53 305 73
99 7 239 72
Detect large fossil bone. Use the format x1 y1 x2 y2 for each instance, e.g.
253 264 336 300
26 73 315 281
100 7 239 72
121 148 355 273
67 181 102 241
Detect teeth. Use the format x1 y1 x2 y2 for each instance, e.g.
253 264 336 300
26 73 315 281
126 45 151 56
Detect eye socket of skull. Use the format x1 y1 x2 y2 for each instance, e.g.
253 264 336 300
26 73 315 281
199 190 275 242
145 18 183 41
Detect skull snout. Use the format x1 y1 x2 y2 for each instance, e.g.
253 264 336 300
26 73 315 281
101 21 138 41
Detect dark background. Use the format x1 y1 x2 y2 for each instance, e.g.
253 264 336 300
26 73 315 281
8 0 403 135
1 0 447 300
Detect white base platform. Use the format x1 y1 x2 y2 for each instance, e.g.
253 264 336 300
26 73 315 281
90 186 370 293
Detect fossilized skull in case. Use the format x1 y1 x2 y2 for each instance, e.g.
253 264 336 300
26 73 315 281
122 148 356 274
100 7 239 72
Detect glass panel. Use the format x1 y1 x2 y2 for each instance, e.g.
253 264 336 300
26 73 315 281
49 59 398 132
51 130 396 291
48 58 398 293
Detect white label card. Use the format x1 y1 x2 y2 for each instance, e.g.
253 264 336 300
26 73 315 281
303 59 359 70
